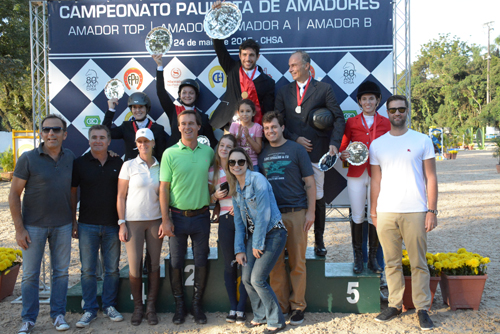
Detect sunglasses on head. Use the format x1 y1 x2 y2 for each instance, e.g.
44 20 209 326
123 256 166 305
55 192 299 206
387 107 407 114
42 126 63 134
228 159 246 167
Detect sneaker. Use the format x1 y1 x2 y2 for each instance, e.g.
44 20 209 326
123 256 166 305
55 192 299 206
374 307 402 322
417 310 434 331
75 312 96 328
53 314 70 331
289 309 304 325
236 311 246 324
18 321 35 334
226 310 237 323
104 306 124 322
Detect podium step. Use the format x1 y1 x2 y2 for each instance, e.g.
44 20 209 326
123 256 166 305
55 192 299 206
67 247 380 314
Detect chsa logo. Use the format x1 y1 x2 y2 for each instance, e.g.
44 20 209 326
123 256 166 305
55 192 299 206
85 69 98 91
343 110 357 121
84 115 101 127
171 68 181 79
124 68 144 90
342 62 356 84
208 66 226 88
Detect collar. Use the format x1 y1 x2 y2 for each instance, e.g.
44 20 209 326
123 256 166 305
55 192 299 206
245 67 260 78
135 118 149 129
37 143 64 156
178 139 200 151
134 155 158 167
87 151 111 162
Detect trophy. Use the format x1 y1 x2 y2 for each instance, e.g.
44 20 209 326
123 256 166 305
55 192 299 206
104 79 125 100
197 135 211 146
145 27 172 55
204 2 242 39
318 152 338 172
346 142 369 166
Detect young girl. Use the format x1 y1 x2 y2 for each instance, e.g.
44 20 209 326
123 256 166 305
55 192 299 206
229 99 262 171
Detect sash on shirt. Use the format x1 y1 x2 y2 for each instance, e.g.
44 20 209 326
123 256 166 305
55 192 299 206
239 67 262 124
132 119 153 132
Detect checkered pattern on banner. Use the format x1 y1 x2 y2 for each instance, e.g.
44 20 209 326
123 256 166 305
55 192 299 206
49 50 392 204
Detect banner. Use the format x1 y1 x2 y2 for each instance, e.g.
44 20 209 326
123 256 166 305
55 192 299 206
47 0 393 205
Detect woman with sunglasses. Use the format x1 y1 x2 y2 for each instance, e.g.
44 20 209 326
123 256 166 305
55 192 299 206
117 128 164 326
208 134 249 324
339 81 391 276
226 147 287 333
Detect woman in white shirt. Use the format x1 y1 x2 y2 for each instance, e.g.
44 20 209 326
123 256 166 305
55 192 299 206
117 128 165 326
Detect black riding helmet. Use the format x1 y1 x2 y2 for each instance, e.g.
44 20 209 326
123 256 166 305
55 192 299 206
128 92 152 112
178 79 200 99
356 81 381 102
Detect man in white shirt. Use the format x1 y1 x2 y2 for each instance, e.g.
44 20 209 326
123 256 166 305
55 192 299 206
369 95 438 331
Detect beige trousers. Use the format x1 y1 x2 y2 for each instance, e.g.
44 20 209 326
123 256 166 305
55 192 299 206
377 212 431 310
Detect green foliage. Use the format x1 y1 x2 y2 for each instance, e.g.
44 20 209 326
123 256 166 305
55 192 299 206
0 0 32 131
0 147 14 172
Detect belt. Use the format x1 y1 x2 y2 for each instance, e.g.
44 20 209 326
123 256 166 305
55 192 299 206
279 207 303 214
170 206 208 217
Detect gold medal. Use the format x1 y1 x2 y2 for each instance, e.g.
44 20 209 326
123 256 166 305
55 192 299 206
295 106 301 114
241 91 248 99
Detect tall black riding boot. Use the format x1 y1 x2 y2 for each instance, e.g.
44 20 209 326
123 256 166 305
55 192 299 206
350 220 364 274
314 198 327 257
367 224 383 273
145 269 160 325
192 266 208 324
169 266 186 325
129 274 144 326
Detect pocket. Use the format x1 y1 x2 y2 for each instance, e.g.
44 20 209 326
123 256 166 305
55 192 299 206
247 196 257 209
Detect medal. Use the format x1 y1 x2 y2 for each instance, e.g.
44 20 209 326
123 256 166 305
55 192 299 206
295 106 301 113
296 76 311 115
241 91 248 99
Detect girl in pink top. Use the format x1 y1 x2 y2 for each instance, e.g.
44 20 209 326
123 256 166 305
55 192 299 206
229 99 262 171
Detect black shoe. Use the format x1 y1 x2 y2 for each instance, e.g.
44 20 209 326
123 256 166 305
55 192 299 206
226 311 236 323
236 312 246 325
314 243 327 257
289 309 304 325
374 307 402 322
417 310 434 331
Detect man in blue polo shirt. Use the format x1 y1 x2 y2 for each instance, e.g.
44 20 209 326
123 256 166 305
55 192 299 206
71 125 124 328
9 114 75 333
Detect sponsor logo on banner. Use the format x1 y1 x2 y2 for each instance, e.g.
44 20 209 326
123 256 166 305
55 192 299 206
125 111 134 121
84 115 101 127
310 65 316 79
343 62 356 84
171 68 181 79
124 68 144 90
208 66 226 88
343 110 357 121
85 69 99 91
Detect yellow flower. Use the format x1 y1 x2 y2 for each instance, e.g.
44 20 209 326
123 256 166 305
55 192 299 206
442 259 452 269
4 270 10 275
15 250 22 257
457 248 467 254
402 258 410 266
0 262 6 271
434 262 443 270
402 250 408 256
466 258 480 268
481 257 490 264
427 258 434 266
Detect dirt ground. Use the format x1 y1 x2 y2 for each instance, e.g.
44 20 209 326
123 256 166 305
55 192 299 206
0 149 499 333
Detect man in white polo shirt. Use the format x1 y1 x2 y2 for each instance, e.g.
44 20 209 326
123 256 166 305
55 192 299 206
370 95 438 331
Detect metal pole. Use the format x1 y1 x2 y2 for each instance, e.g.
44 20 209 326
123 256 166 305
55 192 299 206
484 21 494 105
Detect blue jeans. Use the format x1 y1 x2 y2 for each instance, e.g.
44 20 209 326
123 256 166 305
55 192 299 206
242 228 286 328
21 223 72 323
78 223 120 315
218 214 248 312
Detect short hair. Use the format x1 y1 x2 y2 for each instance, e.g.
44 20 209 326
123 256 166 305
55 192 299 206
386 95 409 109
41 114 67 131
177 109 202 126
292 50 310 65
239 39 260 56
262 111 284 127
88 124 111 139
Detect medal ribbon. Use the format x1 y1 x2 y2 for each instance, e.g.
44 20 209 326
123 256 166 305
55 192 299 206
175 104 186 115
132 119 153 133
296 76 312 108
239 66 262 124
360 112 377 147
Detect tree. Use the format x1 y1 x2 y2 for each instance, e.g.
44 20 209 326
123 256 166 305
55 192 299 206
0 0 32 131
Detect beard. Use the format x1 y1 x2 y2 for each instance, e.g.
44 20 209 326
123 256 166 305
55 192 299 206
390 115 407 128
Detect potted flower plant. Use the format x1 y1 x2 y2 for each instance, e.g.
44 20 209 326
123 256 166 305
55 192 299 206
0 148 14 181
401 250 442 311
437 248 489 311
0 247 23 300
493 138 500 173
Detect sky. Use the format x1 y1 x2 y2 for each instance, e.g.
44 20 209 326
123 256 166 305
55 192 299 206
411 0 500 62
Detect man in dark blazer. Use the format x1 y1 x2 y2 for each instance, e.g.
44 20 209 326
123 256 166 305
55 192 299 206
103 92 168 162
275 50 345 257
209 12 275 129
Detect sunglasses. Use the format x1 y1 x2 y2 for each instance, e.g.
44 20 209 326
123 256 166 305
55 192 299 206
228 159 246 167
42 126 63 134
387 107 407 114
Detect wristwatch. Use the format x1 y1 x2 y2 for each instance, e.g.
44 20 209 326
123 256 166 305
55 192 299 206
427 209 439 216
118 219 126 225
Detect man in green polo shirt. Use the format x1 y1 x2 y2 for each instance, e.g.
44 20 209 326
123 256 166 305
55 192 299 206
159 110 214 325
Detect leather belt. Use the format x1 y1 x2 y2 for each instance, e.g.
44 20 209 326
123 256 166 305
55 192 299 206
170 206 208 217
279 207 303 214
